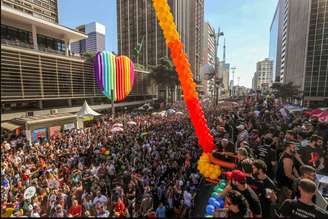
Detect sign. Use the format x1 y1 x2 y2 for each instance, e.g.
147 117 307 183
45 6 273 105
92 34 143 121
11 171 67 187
63 123 75 131
24 186 36 199
32 128 48 143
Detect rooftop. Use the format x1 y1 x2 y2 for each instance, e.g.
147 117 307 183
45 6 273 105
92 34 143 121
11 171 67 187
1 5 87 42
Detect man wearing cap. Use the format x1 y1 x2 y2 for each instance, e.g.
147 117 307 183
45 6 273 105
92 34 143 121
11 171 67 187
223 170 262 217
279 179 328 217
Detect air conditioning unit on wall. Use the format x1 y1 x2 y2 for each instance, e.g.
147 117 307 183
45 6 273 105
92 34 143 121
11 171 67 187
50 109 58 115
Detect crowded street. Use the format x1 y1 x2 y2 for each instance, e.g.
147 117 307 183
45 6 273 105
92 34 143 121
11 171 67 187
1 95 328 217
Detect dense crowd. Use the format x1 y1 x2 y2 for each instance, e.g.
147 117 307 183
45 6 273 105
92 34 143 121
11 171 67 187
1 95 328 218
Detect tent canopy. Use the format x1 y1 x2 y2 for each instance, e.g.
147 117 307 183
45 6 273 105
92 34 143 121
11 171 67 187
76 101 101 117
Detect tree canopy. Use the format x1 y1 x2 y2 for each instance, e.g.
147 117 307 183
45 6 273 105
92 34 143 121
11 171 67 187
271 82 301 100
150 57 179 88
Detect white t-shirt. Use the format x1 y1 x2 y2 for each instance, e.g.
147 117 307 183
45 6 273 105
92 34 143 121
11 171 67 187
183 191 192 208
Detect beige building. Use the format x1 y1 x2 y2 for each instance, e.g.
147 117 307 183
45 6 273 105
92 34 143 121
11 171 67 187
1 0 156 142
202 22 216 66
1 0 58 23
254 58 273 91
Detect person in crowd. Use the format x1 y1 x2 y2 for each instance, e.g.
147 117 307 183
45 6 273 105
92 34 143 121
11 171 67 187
299 135 325 171
279 179 328 217
236 125 249 149
155 202 166 218
223 170 262 217
254 135 277 179
225 190 251 218
252 159 277 218
276 142 300 204
236 148 249 171
294 165 328 210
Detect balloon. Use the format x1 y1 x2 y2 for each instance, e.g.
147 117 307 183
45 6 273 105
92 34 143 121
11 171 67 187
206 205 215 215
217 198 225 209
104 151 110 156
211 192 218 198
208 197 216 206
213 200 221 209
94 52 135 101
100 147 106 153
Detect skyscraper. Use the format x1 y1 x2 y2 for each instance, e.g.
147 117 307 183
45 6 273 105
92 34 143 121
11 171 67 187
255 58 273 91
117 0 204 79
269 0 327 106
71 22 106 54
202 22 216 66
1 0 58 23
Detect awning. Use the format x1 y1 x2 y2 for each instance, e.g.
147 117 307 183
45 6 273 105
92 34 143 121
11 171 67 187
1 122 21 131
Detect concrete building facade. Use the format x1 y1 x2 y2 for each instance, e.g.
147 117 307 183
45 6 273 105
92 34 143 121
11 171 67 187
71 22 106 54
1 0 58 23
254 58 273 91
202 22 215 66
1 2 155 118
117 0 204 80
269 0 328 106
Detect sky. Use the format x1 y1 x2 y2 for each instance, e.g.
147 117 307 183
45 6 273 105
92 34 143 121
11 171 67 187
59 0 278 88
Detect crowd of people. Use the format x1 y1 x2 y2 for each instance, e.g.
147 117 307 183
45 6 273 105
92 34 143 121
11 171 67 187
1 95 328 218
2 106 203 217
208 96 328 218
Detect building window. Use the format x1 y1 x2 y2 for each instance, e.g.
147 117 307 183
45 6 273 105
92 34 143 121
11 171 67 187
1 24 33 48
37 34 65 54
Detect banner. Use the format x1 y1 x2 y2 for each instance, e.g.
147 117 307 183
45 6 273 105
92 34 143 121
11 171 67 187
32 128 48 143
63 123 75 131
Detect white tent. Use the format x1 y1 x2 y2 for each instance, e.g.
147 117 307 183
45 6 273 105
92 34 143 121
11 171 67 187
76 101 101 117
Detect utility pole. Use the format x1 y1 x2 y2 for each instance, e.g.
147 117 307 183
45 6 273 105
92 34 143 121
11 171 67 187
213 27 224 105
231 66 236 97
111 89 115 118
237 76 240 98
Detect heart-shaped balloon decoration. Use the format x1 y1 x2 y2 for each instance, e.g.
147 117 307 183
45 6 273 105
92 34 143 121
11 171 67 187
94 51 135 101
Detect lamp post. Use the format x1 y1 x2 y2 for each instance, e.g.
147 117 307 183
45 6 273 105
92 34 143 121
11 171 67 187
212 27 224 105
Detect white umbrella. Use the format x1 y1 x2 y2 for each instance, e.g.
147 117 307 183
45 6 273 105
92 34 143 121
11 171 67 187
111 127 124 132
167 109 176 114
127 121 137 125
24 186 36 200
113 123 123 128
176 112 183 115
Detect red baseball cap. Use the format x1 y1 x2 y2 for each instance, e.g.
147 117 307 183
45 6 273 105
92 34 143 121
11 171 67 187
225 170 246 184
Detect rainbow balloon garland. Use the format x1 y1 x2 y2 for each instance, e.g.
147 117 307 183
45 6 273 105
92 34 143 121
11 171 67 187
152 0 220 180
94 51 135 101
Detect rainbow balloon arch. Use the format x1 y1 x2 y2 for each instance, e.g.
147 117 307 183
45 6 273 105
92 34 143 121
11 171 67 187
151 0 221 180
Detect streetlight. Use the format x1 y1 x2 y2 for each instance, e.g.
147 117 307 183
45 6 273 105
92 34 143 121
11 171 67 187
210 27 224 105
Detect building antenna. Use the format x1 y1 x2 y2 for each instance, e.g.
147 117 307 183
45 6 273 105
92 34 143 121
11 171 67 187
223 38 226 62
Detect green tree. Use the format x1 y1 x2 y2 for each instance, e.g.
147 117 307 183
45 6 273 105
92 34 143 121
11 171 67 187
150 57 179 103
82 51 97 62
271 82 301 102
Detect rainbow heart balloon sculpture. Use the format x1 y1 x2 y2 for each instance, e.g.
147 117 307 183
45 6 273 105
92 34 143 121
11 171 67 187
152 0 220 180
94 51 135 101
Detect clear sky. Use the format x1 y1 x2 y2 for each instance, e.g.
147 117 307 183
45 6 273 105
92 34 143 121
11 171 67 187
59 0 278 88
